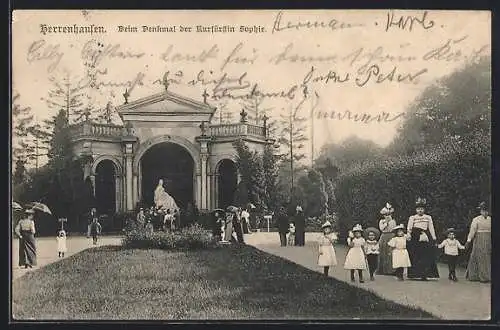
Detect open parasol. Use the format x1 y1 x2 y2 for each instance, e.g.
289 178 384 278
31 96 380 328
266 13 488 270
12 201 23 211
226 205 239 213
29 202 52 215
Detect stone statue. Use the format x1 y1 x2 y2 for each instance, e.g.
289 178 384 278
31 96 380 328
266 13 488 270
154 179 179 212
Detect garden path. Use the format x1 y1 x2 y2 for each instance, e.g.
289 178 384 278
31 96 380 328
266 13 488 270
245 232 491 320
11 236 122 280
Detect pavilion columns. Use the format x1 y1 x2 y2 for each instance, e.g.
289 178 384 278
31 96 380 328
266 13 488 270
196 135 211 212
122 136 138 211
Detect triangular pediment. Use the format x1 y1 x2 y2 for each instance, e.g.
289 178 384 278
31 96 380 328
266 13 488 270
116 90 216 122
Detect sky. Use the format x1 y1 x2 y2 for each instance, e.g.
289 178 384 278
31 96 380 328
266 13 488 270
11 10 491 167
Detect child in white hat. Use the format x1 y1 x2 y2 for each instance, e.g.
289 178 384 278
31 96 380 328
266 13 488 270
344 224 367 283
56 229 67 258
387 224 412 280
317 221 338 276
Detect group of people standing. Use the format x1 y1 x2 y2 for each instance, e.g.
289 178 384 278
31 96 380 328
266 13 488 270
212 206 249 244
316 198 491 283
276 205 306 247
136 206 181 234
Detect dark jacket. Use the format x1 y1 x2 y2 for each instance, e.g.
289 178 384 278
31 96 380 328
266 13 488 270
276 211 289 234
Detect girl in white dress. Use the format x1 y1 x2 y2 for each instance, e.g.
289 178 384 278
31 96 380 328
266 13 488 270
387 224 412 281
344 224 367 283
56 230 67 258
317 221 338 276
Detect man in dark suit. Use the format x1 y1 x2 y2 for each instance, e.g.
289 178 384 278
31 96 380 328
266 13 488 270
276 207 289 247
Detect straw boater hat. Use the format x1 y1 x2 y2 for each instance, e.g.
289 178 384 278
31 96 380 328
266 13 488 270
444 227 456 235
392 224 405 233
321 221 332 229
380 203 394 215
415 197 427 208
352 224 363 232
364 227 381 240
477 201 488 211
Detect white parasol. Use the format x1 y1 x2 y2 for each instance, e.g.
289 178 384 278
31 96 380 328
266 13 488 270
29 202 52 215
12 201 23 210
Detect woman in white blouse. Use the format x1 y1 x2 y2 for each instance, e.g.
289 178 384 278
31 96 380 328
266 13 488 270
14 208 37 268
465 202 491 282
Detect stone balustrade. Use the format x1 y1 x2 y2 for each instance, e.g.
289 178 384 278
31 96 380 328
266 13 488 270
69 121 267 142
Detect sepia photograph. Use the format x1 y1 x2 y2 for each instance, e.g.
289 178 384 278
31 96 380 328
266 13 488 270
10 9 491 321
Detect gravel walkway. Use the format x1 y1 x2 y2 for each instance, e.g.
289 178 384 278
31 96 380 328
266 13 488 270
11 236 122 280
245 232 491 320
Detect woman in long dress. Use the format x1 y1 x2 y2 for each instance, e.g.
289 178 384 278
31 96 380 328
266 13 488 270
465 202 491 282
378 203 397 275
15 209 37 268
406 197 439 280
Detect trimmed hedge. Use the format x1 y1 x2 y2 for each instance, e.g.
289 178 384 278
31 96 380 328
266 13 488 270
122 223 217 250
335 136 490 245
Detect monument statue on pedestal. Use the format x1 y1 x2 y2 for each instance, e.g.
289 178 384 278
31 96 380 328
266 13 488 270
154 179 179 211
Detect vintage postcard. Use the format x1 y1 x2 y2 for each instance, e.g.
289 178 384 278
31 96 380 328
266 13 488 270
11 10 491 321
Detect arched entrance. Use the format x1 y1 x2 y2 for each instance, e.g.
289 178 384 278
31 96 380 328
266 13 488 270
95 160 117 216
140 142 195 210
217 159 238 209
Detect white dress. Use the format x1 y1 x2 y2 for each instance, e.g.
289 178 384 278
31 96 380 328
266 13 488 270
318 233 337 266
57 236 67 253
344 237 367 270
387 236 411 268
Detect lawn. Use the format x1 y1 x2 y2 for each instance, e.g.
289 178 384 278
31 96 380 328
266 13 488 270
12 245 436 320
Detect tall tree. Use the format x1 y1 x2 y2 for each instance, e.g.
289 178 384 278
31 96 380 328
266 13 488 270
278 100 309 202
233 139 265 209
12 91 49 173
296 169 328 217
42 72 86 125
262 143 280 212
388 56 491 155
46 109 72 168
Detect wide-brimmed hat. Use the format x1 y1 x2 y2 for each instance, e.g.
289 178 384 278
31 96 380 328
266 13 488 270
352 224 363 232
321 221 332 229
25 208 35 214
444 228 456 235
477 201 489 211
392 224 405 233
380 203 394 215
364 227 381 239
415 197 427 207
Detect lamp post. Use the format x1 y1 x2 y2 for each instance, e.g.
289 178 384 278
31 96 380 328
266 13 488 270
58 218 67 231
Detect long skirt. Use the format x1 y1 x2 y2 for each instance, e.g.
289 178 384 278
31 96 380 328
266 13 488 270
466 232 491 282
407 230 439 279
19 230 37 267
295 227 305 246
378 232 395 275
223 221 233 242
